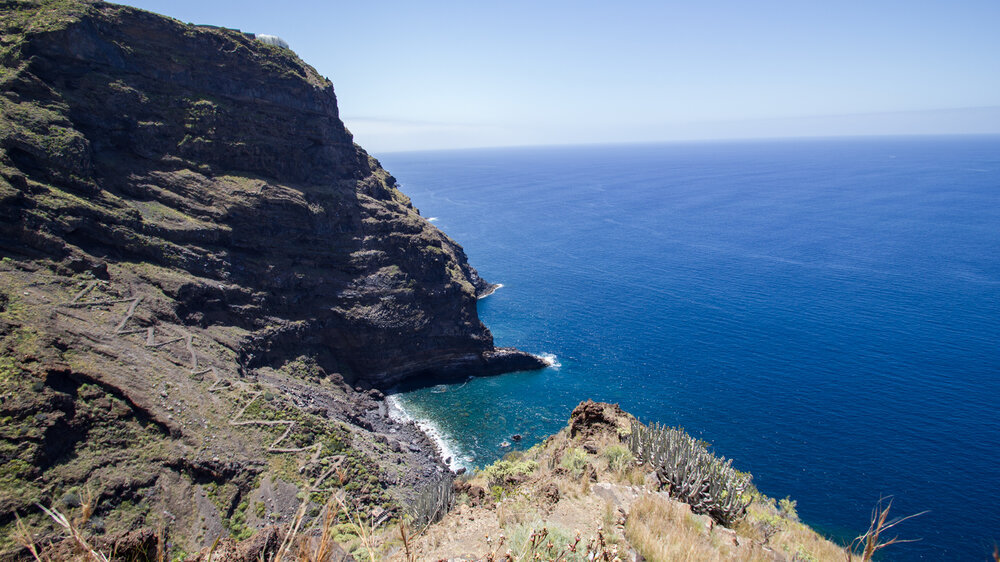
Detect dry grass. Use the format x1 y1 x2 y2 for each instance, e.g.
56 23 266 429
12 514 43 562
442 420 858 562
626 495 740 562
12 487 147 562
36 503 108 562
847 497 927 562
737 502 848 562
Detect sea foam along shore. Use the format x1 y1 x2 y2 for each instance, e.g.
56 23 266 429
477 283 503 300
386 393 471 472
538 352 561 368
384 353 560 473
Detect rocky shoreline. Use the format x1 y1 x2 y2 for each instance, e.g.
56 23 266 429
384 394 467 473
476 282 503 299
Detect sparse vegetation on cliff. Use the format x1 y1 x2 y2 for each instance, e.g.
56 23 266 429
6 399 939 561
395 400 852 561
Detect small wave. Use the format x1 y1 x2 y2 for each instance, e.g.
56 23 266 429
385 395 470 472
430 384 448 393
427 217 439 222
539 353 561 368
477 283 503 300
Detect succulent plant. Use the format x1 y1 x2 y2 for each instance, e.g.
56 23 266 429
627 421 752 526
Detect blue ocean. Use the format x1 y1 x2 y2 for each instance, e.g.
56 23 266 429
377 136 1000 560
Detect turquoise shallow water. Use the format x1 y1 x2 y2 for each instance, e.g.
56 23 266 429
378 136 1000 560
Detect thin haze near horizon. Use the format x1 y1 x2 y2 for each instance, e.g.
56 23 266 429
117 0 1000 152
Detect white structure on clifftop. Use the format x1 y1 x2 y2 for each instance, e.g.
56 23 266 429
254 34 290 49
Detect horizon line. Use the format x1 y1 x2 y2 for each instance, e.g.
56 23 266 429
372 131 1000 156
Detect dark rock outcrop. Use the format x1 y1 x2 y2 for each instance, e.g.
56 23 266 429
568 400 631 439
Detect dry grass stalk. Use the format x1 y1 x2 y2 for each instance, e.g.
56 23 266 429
398 522 417 562
13 513 44 562
36 503 109 562
295 502 339 562
481 524 622 562
205 535 222 561
330 493 380 562
483 532 508 561
155 519 166 562
74 487 97 530
848 497 927 562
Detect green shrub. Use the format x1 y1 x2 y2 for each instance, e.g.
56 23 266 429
602 444 634 472
779 496 799 521
481 458 539 489
560 447 589 478
505 521 584 561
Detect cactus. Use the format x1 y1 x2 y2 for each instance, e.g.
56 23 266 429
627 421 752 526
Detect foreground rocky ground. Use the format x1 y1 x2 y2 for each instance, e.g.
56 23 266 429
9 401 852 561
387 401 847 562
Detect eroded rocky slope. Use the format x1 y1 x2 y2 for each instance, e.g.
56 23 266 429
0 0 543 557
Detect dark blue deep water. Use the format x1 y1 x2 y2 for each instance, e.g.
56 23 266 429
377 136 1000 560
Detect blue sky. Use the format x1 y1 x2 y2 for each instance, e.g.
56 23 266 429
117 0 1000 152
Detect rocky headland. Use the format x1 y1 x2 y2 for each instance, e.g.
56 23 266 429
0 0 546 558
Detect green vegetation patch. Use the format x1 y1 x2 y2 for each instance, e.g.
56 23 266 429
559 447 590 478
602 444 634 473
238 389 397 519
278 355 323 381
0 0 89 60
480 456 539 490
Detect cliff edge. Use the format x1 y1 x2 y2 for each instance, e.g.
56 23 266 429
0 0 543 557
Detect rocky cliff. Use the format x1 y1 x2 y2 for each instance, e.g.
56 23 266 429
0 0 544 557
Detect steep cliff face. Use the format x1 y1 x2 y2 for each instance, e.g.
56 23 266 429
0 0 543 555
0 0 542 384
